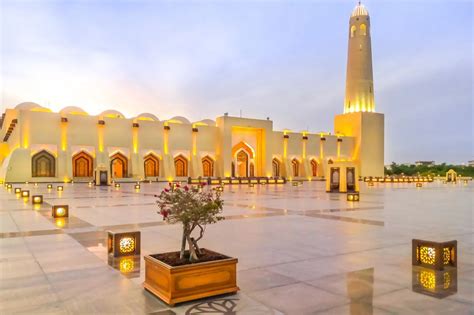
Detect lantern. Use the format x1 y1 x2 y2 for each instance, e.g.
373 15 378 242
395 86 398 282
108 231 141 257
215 186 224 192
57 186 63 192
21 190 30 198
292 182 299 187
248 183 254 188
47 184 53 189
34 183 38 187
88 182 93 187
115 183 121 188
14 188 21 194
6 183 12 189
134 184 140 190
32 195 43 204
368 182 374 186
52 205 69 218
416 183 422 188
347 192 360 201
412 239 457 270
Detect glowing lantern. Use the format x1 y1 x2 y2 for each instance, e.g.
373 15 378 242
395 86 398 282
88 182 93 187
347 192 360 201
21 190 30 198
14 188 21 194
416 183 422 188
248 183 254 188
368 181 374 186
115 183 121 188
34 183 38 187
412 239 457 270
47 184 53 189
57 186 63 192
52 205 69 218
32 195 43 204
134 184 140 190
215 186 224 192
292 182 299 187
6 184 12 189
108 231 141 257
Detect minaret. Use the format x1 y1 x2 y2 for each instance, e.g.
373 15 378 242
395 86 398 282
334 2 384 177
344 2 374 113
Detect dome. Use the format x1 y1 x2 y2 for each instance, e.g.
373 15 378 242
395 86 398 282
99 110 125 119
193 119 216 127
167 116 190 124
136 113 160 121
15 102 51 112
59 106 88 116
351 2 369 17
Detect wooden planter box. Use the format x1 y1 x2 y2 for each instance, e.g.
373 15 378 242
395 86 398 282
144 250 239 306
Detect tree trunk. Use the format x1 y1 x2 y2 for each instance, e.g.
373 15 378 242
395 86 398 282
191 237 202 255
180 227 187 259
186 234 199 262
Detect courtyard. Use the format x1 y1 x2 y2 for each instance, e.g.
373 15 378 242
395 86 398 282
0 180 472 314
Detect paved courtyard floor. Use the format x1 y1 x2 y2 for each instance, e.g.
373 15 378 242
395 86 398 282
0 180 473 314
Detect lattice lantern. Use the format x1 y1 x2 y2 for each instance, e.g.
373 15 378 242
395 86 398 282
412 268 457 298
412 239 457 270
108 231 141 257
347 192 360 201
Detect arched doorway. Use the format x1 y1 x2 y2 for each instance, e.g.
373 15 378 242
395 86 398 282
110 152 128 178
272 158 280 177
310 160 318 177
32 150 55 177
72 151 93 177
292 159 300 177
202 156 214 177
232 142 254 178
174 155 188 177
236 150 249 177
144 154 160 177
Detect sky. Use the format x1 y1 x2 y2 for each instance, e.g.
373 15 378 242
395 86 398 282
0 0 472 164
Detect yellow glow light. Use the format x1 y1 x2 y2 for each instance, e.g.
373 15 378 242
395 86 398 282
55 218 66 228
119 258 135 273
21 190 29 198
57 186 63 191
119 237 136 254
14 188 21 194
32 195 43 204
420 246 436 265
61 122 67 151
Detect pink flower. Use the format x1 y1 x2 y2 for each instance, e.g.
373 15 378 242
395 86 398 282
184 186 189 191
164 188 170 192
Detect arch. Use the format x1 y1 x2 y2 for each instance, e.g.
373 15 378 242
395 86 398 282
32 150 55 177
272 158 281 177
16 102 51 112
360 23 367 36
310 159 318 177
236 150 249 177
202 156 214 177
174 155 188 177
291 158 300 177
72 151 93 177
350 25 357 37
110 152 128 178
231 141 254 159
144 154 160 177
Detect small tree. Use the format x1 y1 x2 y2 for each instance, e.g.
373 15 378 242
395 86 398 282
156 183 224 262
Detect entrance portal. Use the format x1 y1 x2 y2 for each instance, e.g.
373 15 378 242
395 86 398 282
236 150 249 177
347 167 355 192
110 153 128 178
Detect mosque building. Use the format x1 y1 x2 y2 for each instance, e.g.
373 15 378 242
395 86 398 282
0 2 384 184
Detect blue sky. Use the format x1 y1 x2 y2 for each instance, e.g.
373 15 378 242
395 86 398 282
1 0 472 164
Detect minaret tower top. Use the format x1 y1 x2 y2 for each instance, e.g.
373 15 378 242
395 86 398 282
344 1 375 113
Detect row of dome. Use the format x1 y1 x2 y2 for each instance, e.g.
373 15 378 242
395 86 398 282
13 102 216 126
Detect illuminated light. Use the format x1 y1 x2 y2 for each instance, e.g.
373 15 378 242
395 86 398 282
132 126 138 154
413 239 457 270
163 125 169 155
115 183 121 188
88 182 93 187
57 186 63 192
47 184 53 189
347 192 360 202
32 195 43 204
368 181 374 186
416 183 422 188
192 130 197 156
134 184 140 190
52 205 69 218
231 179 240 184
14 188 21 194
249 183 254 187
25 181 29 184
98 124 104 152
268 179 276 184
21 190 30 198
61 121 67 151
6 184 12 189
108 231 141 257
119 237 136 254
119 258 135 273
34 183 38 187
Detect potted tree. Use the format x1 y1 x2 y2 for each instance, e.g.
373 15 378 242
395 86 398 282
144 183 238 306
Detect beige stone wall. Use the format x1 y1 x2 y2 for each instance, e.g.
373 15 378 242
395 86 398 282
0 107 364 182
